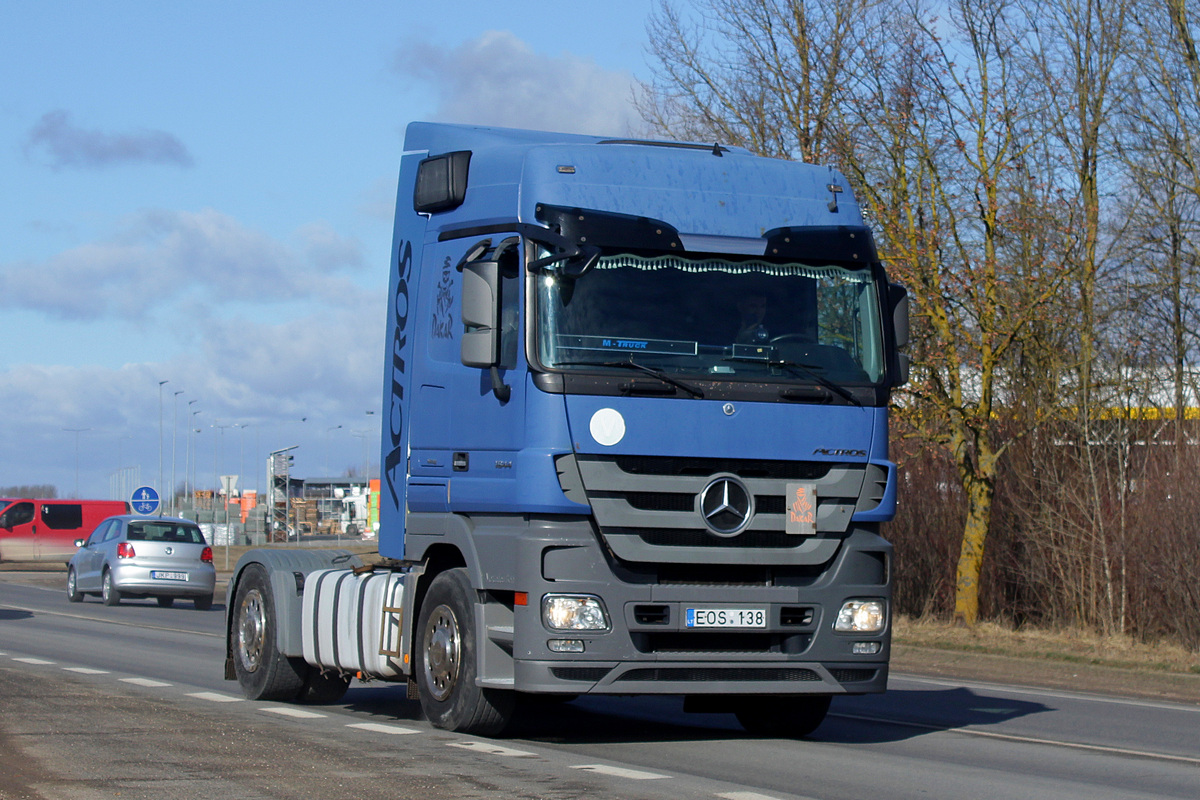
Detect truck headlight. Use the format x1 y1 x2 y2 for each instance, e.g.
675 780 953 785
834 599 886 633
542 594 610 632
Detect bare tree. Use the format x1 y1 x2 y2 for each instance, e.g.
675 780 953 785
640 0 878 162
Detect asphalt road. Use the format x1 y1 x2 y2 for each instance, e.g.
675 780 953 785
2 576 1198 800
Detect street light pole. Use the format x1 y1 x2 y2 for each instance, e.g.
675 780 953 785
157 379 168 496
184 402 197 508
187 409 201 508
62 427 90 497
171 390 183 513
325 424 343 477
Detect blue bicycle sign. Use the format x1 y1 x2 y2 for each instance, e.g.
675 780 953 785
130 485 161 515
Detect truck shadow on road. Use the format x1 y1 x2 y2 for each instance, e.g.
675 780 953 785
0 609 34 621
816 686 1051 744
340 685 1049 745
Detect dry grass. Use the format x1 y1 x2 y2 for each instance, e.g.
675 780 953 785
895 614 1200 675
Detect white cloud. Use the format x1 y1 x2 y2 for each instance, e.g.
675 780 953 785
396 31 642 136
0 302 385 497
0 209 384 496
0 209 365 322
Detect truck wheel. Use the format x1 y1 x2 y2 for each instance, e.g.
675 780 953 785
300 670 351 704
415 568 513 735
735 695 831 738
66 568 83 603
101 570 121 606
231 564 308 701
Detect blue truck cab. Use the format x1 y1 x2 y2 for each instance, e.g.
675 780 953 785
226 122 909 737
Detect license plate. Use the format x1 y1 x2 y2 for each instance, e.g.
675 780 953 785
685 607 767 628
151 571 188 582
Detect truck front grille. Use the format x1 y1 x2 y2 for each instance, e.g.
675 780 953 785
559 453 877 565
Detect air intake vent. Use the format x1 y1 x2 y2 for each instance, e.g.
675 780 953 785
780 606 815 626
617 667 821 682
550 667 612 682
633 604 670 624
612 455 831 480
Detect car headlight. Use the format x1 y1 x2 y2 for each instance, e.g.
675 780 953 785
542 594 610 632
834 599 887 633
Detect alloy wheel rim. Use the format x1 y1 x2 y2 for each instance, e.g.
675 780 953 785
237 589 266 672
422 604 461 702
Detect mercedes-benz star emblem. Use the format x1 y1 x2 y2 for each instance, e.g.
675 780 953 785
698 475 754 536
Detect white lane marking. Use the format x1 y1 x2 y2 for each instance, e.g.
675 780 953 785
571 764 668 780
719 793 806 800
346 722 420 735
120 677 172 687
188 691 243 703
835 712 1200 766
448 741 536 758
12 657 55 665
262 707 327 719
63 667 109 675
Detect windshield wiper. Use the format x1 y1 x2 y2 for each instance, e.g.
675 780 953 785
555 360 705 399
724 356 862 407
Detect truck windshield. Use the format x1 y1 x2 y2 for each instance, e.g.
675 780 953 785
535 252 887 385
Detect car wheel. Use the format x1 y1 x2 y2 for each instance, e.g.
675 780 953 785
231 564 308 701
156 596 174 608
735 695 831 738
300 670 351 704
101 570 121 606
193 594 213 611
66 568 83 603
415 568 513 735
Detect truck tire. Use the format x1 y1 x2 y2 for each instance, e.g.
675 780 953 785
101 570 121 606
415 568 513 735
231 564 308 701
735 695 831 738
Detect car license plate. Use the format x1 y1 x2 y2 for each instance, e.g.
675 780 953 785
151 571 188 582
685 607 767 628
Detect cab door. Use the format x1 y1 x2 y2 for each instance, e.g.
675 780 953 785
0 501 36 561
409 234 525 515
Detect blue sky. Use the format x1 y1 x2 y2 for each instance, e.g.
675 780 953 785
0 0 661 499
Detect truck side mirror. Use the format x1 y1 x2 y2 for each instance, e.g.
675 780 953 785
889 283 910 386
889 283 909 349
460 256 513 403
461 259 500 368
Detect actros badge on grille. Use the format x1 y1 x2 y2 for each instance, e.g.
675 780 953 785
698 475 754 536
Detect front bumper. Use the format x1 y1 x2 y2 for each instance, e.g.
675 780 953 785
514 658 888 695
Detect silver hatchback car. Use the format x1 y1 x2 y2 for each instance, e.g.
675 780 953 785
67 515 216 609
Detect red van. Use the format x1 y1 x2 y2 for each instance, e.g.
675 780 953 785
0 499 130 563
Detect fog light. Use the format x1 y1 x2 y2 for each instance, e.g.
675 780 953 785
542 594 611 632
548 639 585 653
834 599 886 633
852 641 881 655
